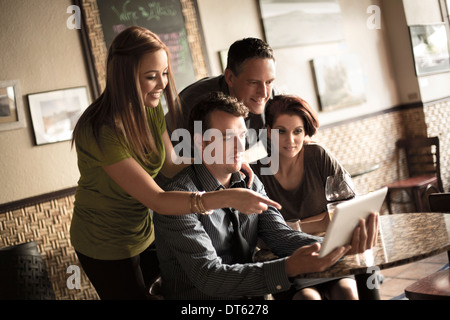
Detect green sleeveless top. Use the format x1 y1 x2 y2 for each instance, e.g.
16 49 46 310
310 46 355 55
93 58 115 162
70 103 166 260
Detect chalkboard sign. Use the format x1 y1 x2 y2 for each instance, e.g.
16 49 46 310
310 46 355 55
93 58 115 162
96 0 197 91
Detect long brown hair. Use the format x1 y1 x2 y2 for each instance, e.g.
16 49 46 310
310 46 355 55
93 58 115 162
72 26 181 163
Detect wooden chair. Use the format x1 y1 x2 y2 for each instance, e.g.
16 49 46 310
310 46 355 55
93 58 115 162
0 241 55 300
404 192 450 300
385 136 444 214
404 269 450 300
429 192 450 212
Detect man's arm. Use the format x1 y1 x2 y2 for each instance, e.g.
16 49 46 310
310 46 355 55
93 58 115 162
252 175 323 256
154 211 292 299
254 178 378 281
257 205 323 254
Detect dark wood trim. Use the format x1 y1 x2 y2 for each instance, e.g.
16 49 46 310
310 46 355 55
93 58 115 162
320 101 424 129
191 0 211 76
74 0 101 99
320 95 450 129
0 187 77 214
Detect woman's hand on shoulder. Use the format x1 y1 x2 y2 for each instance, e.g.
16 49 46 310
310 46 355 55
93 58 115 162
240 162 254 187
226 188 281 214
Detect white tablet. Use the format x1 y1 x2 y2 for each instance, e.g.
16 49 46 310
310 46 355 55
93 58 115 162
318 187 388 257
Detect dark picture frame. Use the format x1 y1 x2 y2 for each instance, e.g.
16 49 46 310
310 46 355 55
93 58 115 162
74 0 210 98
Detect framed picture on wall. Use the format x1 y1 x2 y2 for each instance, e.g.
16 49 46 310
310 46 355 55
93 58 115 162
218 49 228 72
28 87 89 145
0 80 26 132
258 0 344 48
409 23 450 76
311 53 367 112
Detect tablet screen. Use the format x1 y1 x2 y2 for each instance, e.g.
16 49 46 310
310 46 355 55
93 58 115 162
318 187 387 257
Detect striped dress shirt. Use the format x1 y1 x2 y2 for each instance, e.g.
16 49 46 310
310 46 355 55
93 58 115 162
154 164 322 300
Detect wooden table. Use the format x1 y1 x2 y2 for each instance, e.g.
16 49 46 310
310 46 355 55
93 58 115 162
296 212 450 299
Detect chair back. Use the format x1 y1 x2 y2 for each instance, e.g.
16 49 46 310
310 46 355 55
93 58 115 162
397 136 444 192
428 193 450 212
0 241 55 300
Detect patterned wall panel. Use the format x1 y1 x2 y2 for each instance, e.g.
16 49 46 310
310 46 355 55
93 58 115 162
316 104 449 214
0 195 99 300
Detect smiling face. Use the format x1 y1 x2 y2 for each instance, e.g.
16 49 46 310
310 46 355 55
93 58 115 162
269 113 306 160
225 58 275 115
138 49 169 108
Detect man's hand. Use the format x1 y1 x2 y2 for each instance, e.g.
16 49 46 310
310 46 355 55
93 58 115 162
285 243 351 277
347 212 379 255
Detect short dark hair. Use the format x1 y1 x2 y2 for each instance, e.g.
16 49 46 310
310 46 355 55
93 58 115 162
226 38 274 76
264 95 319 137
189 92 249 135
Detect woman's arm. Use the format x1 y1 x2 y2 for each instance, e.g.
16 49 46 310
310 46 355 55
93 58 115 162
297 211 330 235
103 157 281 215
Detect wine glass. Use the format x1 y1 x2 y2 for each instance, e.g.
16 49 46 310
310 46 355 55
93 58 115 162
325 173 355 202
325 173 355 219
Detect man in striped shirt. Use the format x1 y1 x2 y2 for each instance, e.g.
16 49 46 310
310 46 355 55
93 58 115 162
154 93 374 299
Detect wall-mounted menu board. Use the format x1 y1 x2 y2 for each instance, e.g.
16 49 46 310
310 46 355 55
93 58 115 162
96 0 198 91
77 0 210 97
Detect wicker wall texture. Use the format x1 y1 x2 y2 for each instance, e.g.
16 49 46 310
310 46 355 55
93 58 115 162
0 196 99 300
0 103 448 299
317 103 449 214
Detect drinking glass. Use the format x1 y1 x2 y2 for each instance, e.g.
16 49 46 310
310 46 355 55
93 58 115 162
325 173 355 219
325 173 355 202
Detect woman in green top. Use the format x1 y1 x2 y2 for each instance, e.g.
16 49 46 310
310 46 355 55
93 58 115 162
70 26 280 300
